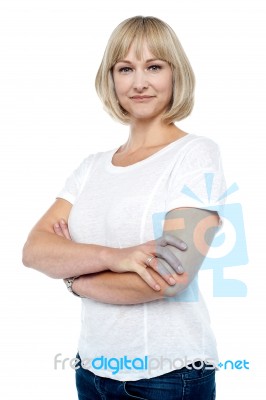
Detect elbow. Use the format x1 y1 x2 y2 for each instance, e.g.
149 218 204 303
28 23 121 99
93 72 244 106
22 240 59 279
22 236 40 269
22 240 34 268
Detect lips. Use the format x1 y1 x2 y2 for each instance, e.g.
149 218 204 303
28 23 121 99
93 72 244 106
130 96 155 99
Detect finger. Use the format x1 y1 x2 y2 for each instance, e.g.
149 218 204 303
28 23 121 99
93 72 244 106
149 257 177 285
59 219 72 240
53 223 64 237
156 233 187 251
132 265 161 292
154 246 184 274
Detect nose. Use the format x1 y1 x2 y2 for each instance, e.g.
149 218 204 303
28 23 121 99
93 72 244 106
133 70 148 92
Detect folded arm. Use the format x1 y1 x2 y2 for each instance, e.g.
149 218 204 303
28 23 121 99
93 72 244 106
70 207 220 304
22 199 112 279
22 199 186 291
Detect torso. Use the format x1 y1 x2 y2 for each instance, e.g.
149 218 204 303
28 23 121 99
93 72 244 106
67 132 220 380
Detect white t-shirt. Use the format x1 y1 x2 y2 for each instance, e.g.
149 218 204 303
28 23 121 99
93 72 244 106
58 133 226 381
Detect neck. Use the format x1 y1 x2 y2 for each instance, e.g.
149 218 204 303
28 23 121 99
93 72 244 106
121 117 184 153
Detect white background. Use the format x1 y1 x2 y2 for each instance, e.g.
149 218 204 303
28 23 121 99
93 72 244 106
0 0 265 398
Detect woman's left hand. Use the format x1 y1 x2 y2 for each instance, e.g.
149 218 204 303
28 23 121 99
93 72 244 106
53 219 72 240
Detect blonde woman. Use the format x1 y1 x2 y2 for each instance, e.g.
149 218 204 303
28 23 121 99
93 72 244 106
23 16 225 400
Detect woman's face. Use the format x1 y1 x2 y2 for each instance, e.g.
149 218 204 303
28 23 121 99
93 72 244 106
112 41 173 122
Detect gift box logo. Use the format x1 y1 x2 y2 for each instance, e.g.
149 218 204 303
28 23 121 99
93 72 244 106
152 173 248 299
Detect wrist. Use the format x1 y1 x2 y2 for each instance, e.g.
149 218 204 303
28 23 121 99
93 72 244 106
73 275 97 299
100 246 117 270
71 276 82 297
64 276 81 297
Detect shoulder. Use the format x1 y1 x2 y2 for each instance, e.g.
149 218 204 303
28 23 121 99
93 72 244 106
176 134 222 171
77 148 113 170
183 134 220 153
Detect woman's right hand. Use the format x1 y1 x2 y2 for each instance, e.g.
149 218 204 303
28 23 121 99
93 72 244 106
108 235 187 291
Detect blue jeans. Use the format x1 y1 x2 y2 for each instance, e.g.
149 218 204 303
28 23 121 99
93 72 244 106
75 353 216 400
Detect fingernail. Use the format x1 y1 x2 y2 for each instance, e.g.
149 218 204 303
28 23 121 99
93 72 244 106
169 277 176 285
54 223 59 228
180 242 187 250
61 219 66 224
155 284 161 291
178 266 184 274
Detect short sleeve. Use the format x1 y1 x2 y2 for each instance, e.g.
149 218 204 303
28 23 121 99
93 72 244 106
165 137 227 215
56 154 95 204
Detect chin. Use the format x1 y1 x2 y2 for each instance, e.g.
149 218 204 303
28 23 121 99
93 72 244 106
130 114 156 122
128 109 162 121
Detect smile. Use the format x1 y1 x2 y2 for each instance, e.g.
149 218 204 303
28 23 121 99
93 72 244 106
130 96 155 102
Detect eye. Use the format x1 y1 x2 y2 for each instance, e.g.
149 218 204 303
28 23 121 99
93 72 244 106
148 65 162 71
118 67 133 74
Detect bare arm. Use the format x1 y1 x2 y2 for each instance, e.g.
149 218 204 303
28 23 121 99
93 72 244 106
22 199 112 279
22 199 186 290
65 208 220 303
71 268 184 304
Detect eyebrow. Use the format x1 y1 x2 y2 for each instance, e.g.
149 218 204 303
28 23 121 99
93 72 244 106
116 58 164 64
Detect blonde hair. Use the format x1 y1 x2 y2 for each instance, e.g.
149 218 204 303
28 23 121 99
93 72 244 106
95 16 195 124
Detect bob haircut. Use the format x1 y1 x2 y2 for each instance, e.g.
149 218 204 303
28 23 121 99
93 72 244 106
95 16 195 124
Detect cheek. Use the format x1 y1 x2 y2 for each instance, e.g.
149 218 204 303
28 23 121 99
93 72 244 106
157 74 173 97
113 76 129 97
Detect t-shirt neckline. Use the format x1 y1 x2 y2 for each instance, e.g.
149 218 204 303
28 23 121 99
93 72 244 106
106 133 191 172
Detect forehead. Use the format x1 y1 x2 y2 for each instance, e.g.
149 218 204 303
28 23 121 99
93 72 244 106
122 40 156 62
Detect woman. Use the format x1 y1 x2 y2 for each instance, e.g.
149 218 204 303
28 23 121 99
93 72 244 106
23 16 226 400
